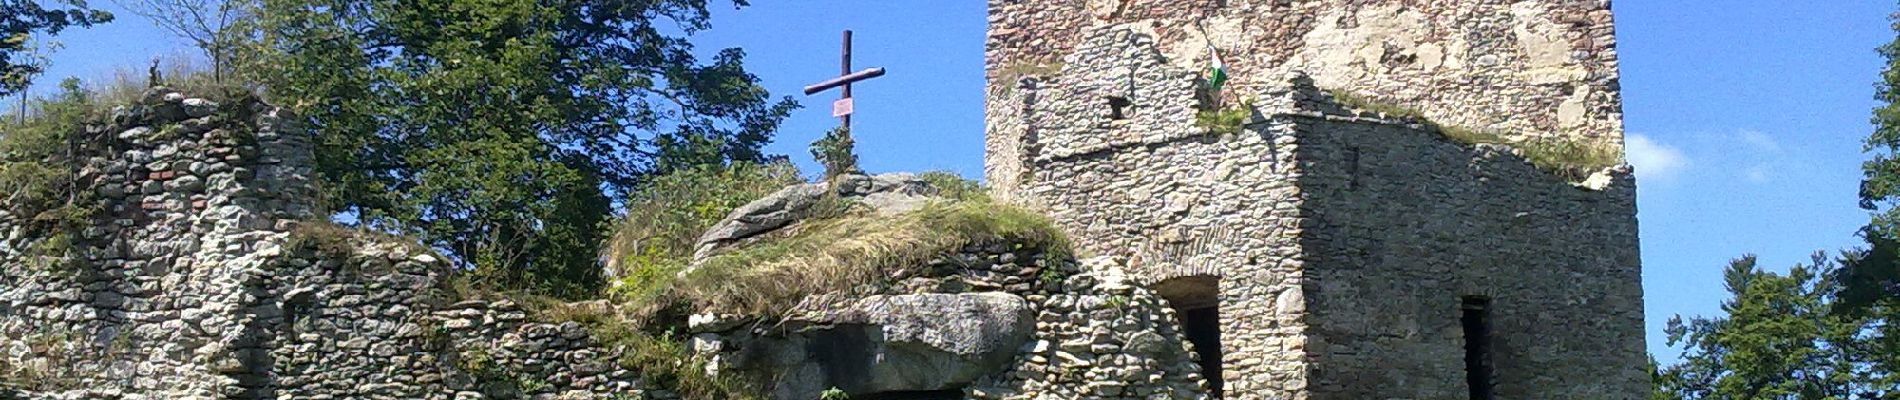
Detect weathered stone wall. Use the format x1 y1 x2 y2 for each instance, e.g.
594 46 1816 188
268 240 645 400
1291 111 1645 398
986 0 1626 197
993 25 1312 397
0 90 322 398
992 24 1646 399
969 256 1214 400
0 89 644 400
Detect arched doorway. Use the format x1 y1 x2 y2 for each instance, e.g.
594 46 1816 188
1154 275 1222 397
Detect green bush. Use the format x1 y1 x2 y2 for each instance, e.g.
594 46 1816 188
819 387 850 400
1194 101 1252 136
0 78 99 274
602 162 802 305
917 171 984 201
811 126 859 179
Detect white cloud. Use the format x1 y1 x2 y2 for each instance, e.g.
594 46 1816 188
1744 164 1772 183
1626 134 1689 182
1737 130 1782 153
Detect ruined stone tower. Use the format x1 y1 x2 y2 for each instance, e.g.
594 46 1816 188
984 1 1646 399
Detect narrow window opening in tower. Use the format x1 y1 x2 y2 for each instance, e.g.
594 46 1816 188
1155 276 1223 398
1462 296 1495 400
1106 95 1132 120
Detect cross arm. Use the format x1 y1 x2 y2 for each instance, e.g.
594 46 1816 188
803 67 887 95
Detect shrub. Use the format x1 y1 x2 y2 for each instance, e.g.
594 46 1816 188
917 171 984 201
811 126 859 179
819 387 850 400
0 78 100 274
602 162 801 304
1194 101 1252 136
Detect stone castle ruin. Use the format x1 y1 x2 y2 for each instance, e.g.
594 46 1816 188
1 1 1646 399
985 0 1645 399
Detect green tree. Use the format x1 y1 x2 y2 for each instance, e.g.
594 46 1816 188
1654 255 1889 399
1832 237 1900 394
253 0 796 298
1848 3 1900 387
1870 7 1900 235
1 0 112 97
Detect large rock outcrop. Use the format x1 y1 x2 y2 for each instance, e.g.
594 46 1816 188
689 239 1213 400
690 172 936 262
706 293 1033 398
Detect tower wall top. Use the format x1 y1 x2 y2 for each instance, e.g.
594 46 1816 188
985 0 1624 143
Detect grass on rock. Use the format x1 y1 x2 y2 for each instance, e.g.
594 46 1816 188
666 197 1069 318
608 170 1069 322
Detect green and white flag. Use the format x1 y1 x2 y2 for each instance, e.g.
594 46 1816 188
1205 45 1228 90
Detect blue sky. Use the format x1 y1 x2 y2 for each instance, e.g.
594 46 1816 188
14 0 1894 361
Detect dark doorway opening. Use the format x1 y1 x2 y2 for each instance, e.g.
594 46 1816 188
1155 276 1223 397
1179 305 1222 397
1461 296 1494 400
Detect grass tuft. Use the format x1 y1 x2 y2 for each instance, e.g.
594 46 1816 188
1195 102 1252 136
917 171 984 201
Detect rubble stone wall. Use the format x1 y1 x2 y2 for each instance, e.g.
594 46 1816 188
0 89 643 400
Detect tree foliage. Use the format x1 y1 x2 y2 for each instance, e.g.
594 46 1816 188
1868 8 1900 237
1653 255 1893 399
251 0 796 298
1 0 113 97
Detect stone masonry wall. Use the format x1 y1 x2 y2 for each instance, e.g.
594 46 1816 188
0 90 322 398
993 24 1646 399
1291 112 1646 398
0 89 645 400
986 0 1623 142
994 25 1312 398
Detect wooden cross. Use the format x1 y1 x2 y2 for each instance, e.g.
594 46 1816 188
803 30 887 132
